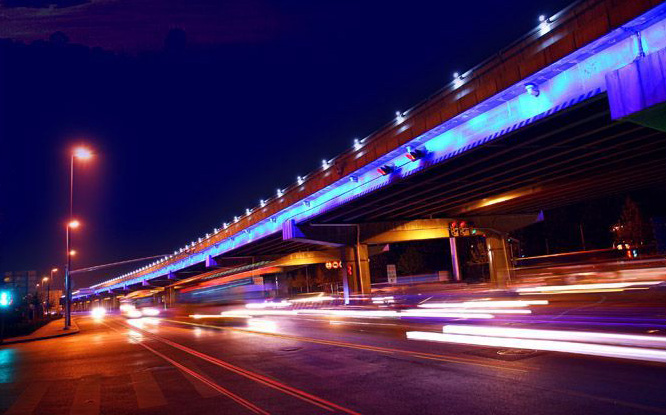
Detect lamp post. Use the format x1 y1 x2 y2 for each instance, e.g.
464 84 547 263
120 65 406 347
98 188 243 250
65 147 92 330
43 275 51 314
48 268 57 314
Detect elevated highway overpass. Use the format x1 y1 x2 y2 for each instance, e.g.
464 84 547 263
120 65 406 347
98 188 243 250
74 0 666 309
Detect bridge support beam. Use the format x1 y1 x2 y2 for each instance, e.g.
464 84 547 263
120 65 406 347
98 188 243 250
486 234 512 288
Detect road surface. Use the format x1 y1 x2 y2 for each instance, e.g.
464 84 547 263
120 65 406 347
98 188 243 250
1 312 666 414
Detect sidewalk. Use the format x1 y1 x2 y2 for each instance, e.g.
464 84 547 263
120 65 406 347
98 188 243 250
1 318 79 345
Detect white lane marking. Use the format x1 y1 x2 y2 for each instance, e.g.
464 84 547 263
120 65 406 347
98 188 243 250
70 377 101 415
130 370 168 409
4 382 49 415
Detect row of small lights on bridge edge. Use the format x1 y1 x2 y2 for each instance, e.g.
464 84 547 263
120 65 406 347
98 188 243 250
104 14 553 287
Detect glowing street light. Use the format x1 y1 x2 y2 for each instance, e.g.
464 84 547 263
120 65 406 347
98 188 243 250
73 146 93 160
65 145 94 330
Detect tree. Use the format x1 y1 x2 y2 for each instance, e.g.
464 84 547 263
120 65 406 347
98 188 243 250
313 266 338 292
612 197 652 246
289 271 308 293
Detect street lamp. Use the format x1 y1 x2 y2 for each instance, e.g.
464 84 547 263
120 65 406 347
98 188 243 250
47 268 57 314
65 146 93 330
43 275 51 314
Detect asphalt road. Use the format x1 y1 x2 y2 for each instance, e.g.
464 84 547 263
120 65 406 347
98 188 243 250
1 313 666 415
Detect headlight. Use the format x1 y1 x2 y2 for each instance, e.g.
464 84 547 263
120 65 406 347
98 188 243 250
91 307 106 319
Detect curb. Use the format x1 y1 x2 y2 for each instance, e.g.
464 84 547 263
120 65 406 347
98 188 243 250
0 319 80 346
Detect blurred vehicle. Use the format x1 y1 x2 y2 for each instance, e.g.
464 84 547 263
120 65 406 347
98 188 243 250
140 307 160 317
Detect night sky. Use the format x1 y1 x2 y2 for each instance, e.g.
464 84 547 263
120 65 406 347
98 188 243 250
0 0 573 288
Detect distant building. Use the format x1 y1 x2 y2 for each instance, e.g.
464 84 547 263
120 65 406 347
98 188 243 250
3 270 40 299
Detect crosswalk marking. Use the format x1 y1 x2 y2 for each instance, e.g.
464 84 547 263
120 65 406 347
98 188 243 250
130 370 167 408
180 361 220 398
4 382 49 415
70 377 100 415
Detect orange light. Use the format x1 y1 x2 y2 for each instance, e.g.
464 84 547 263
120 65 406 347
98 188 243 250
51 268 58 272
42 277 49 282
68 220 80 229
73 147 93 160
69 250 77 256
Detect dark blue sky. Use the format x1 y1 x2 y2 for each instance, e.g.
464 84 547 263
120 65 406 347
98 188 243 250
0 0 573 287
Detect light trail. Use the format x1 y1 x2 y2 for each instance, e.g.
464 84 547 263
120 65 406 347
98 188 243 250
139 342 269 414
441 325 666 348
288 294 335 303
516 281 662 294
401 310 495 319
102 322 269 415
245 301 292 309
406 332 666 364
112 320 362 414
404 309 529 316
418 300 548 308
216 304 536 320
161 318 529 373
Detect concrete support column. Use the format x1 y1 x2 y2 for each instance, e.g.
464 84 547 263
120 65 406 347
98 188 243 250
340 243 371 300
340 247 357 296
356 243 371 295
449 237 461 282
339 249 351 305
164 287 176 308
486 234 513 288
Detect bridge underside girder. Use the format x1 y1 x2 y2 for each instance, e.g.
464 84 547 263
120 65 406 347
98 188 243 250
210 97 665 264
284 215 541 246
314 97 666 224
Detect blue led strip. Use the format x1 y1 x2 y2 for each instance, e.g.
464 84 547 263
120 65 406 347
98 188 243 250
80 3 666 297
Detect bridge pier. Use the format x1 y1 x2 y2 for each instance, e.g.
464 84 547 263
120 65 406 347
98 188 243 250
486 234 513 288
164 287 177 308
355 244 371 295
340 244 371 301
449 237 461 282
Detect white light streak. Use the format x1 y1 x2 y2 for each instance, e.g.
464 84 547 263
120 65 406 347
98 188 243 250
406 331 666 364
442 325 666 348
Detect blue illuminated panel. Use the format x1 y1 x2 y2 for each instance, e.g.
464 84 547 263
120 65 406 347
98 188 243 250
80 3 666 297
